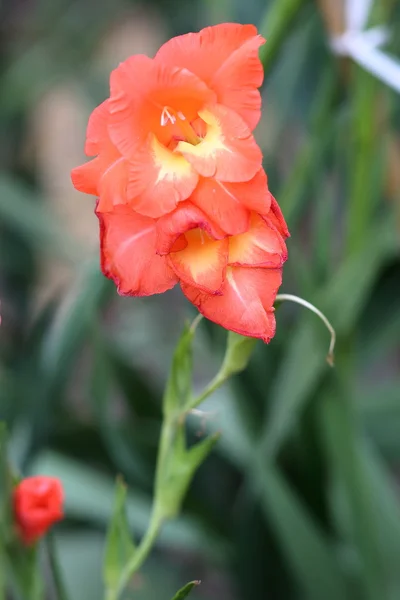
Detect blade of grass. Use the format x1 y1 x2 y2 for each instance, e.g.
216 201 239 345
318 384 387 600
256 462 349 600
277 67 338 226
259 213 396 460
89 328 153 487
259 0 310 72
30 452 229 560
0 174 77 262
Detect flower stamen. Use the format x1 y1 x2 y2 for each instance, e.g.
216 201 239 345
160 106 201 146
160 107 176 126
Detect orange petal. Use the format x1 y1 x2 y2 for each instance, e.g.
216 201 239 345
190 169 271 235
108 55 215 159
235 169 272 214
98 205 178 296
210 35 264 130
71 152 129 212
155 24 265 130
97 156 129 212
176 105 262 182
126 135 198 218
181 266 282 343
85 100 111 156
156 201 226 255
169 229 229 293
71 157 103 196
155 24 260 81
228 213 287 267
190 177 250 235
267 195 290 239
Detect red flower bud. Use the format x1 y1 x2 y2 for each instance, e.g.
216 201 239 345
13 476 64 545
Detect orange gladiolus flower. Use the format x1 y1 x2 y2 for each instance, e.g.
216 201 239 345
72 23 289 342
13 476 64 545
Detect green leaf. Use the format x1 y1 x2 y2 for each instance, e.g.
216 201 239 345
260 320 326 459
89 331 152 487
103 478 135 592
5 544 43 600
322 216 396 334
51 532 104 600
278 68 338 226
157 423 220 520
170 580 200 600
0 424 13 542
24 261 112 458
163 324 195 418
318 388 392 600
258 214 397 460
361 441 400 595
0 174 76 262
259 0 309 71
29 451 226 558
257 463 349 600
219 332 257 378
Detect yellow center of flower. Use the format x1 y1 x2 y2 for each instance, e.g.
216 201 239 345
160 106 201 146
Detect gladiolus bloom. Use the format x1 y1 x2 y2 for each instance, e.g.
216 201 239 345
72 23 289 342
13 476 64 544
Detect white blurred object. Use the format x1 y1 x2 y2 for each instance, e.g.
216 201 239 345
330 0 400 93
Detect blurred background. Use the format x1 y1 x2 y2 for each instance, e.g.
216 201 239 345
1 0 400 598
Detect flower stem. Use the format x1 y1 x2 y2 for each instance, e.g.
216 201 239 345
106 314 232 600
110 513 162 600
109 405 176 599
185 373 227 413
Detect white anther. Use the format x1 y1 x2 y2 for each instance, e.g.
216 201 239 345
160 107 176 126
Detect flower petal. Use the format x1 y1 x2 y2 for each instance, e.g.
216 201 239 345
108 55 215 159
155 24 257 79
155 24 265 130
181 266 282 342
156 201 226 255
267 195 290 239
98 205 178 296
71 157 104 196
97 156 129 212
170 229 229 293
237 169 272 214
190 169 271 235
228 213 287 267
71 152 129 212
85 100 111 156
210 35 264 130
126 135 198 218
190 177 250 235
176 105 262 182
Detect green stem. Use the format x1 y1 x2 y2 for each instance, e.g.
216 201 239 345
111 513 162 600
186 291 337 413
184 373 227 413
107 318 246 600
109 405 177 599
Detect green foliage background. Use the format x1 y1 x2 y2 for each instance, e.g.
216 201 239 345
1 0 399 598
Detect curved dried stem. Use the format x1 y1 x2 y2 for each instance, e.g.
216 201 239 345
275 293 336 366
